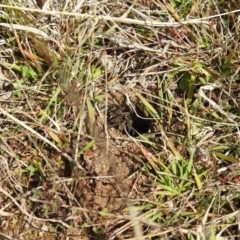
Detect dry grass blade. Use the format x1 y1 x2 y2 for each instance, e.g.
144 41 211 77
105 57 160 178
0 23 63 49
1 0 240 239
0 4 222 27
0 185 71 229
0 107 78 166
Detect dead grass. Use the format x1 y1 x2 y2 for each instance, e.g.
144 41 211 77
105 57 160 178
0 0 239 239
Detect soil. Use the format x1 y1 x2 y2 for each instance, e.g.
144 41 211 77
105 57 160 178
69 92 155 239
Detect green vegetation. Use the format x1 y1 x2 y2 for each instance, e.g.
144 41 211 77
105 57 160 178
0 0 239 239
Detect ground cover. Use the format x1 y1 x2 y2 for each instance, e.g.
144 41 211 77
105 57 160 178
0 1 239 239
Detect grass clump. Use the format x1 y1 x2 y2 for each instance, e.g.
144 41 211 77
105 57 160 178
0 0 239 239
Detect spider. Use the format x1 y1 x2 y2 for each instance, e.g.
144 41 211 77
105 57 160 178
107 104 135 134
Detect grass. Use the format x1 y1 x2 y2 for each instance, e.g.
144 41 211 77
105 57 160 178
0 0 239 239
